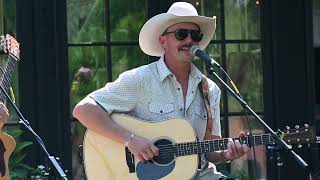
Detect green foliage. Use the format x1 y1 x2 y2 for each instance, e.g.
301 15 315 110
7 129 34 179
68 0 148 110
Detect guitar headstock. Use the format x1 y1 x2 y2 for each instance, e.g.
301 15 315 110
282 124 317 147
0 34 20 61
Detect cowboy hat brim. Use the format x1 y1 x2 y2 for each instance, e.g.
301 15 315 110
139 13 216 57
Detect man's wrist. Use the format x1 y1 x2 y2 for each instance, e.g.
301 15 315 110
124 133 135 147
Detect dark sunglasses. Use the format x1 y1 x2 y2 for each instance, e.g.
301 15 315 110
162 29 203 42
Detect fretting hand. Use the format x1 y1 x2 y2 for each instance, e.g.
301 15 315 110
221 132 250 161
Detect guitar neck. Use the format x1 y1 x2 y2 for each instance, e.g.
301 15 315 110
173 134 273 157
0 55 17 102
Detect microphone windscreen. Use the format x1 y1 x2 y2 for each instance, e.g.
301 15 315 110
190 45 200 56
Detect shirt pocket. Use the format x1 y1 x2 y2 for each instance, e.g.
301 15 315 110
148 101 174 115
194 107 208 120
194 107 217 139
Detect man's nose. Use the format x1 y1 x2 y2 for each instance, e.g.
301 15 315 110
183 33 193 43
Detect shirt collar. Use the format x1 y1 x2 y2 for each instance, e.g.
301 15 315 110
189 63 203 82
156 56 204 82
157 56 173 82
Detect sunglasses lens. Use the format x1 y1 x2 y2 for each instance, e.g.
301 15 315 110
190 30 203 42
174 29 203 42
175 29 189 40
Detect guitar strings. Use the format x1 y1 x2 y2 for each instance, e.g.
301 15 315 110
147 136 273 157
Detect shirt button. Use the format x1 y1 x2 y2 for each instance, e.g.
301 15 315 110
177 88 181 91
160 110 163 113
180 108 183 111
192 91 194 93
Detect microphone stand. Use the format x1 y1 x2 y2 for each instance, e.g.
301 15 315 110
205 65 313 180
0 84 68 180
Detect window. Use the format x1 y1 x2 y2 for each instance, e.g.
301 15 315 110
67 0 147 178
193 0 265 179
67 0 264 179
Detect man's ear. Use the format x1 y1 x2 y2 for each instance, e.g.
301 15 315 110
159 36 167 49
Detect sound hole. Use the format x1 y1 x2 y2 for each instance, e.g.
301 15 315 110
153 139 174 165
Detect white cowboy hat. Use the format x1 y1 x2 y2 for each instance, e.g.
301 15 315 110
139 2 216 57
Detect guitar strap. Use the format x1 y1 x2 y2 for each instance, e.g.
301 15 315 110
199 77 214 140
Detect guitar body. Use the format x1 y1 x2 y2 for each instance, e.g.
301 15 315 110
83 114 199 180
0 131 15 180
83 114 319 180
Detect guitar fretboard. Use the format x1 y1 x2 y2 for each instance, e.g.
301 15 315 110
169 134 273 157
0 55 17 102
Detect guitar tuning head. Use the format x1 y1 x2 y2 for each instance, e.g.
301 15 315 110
297 144 302 148
304 124 309 128
295 125 300 129
286 126 290 130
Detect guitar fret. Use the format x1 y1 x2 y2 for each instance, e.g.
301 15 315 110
224 139 228 150
0 56 17 102
174 131 300 157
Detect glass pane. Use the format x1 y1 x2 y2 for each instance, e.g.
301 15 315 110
69 46 107 110
228 116 266 180
224 0 260 40
67 0 105 43
226 43 263 112
69 46 107 179
1 0 16 35
110 0 146 41
111 46 148 80
200 0 221 40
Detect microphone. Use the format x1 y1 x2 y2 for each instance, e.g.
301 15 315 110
190 46 221 68
190 45 241 95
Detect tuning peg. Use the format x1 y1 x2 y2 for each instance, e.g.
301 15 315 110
297 144 302 148
304 124 309 128
295 125 300 129
286 126 290 130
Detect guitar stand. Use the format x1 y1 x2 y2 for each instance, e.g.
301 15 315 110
0 84 68 180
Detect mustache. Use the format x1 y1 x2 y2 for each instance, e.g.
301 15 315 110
179 44 193 49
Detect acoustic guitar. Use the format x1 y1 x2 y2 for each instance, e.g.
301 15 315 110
83 113 319 180
0 34 20 180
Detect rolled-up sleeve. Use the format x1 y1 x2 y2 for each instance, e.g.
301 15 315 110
89 68 142 114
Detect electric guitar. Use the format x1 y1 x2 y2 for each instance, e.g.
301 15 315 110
83 114 319 180
0 34 20 180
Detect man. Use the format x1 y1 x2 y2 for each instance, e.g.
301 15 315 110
73 2 249 179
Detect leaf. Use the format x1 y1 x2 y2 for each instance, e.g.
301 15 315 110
12 153 27 165
13 141 33 153
6 129 23 138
